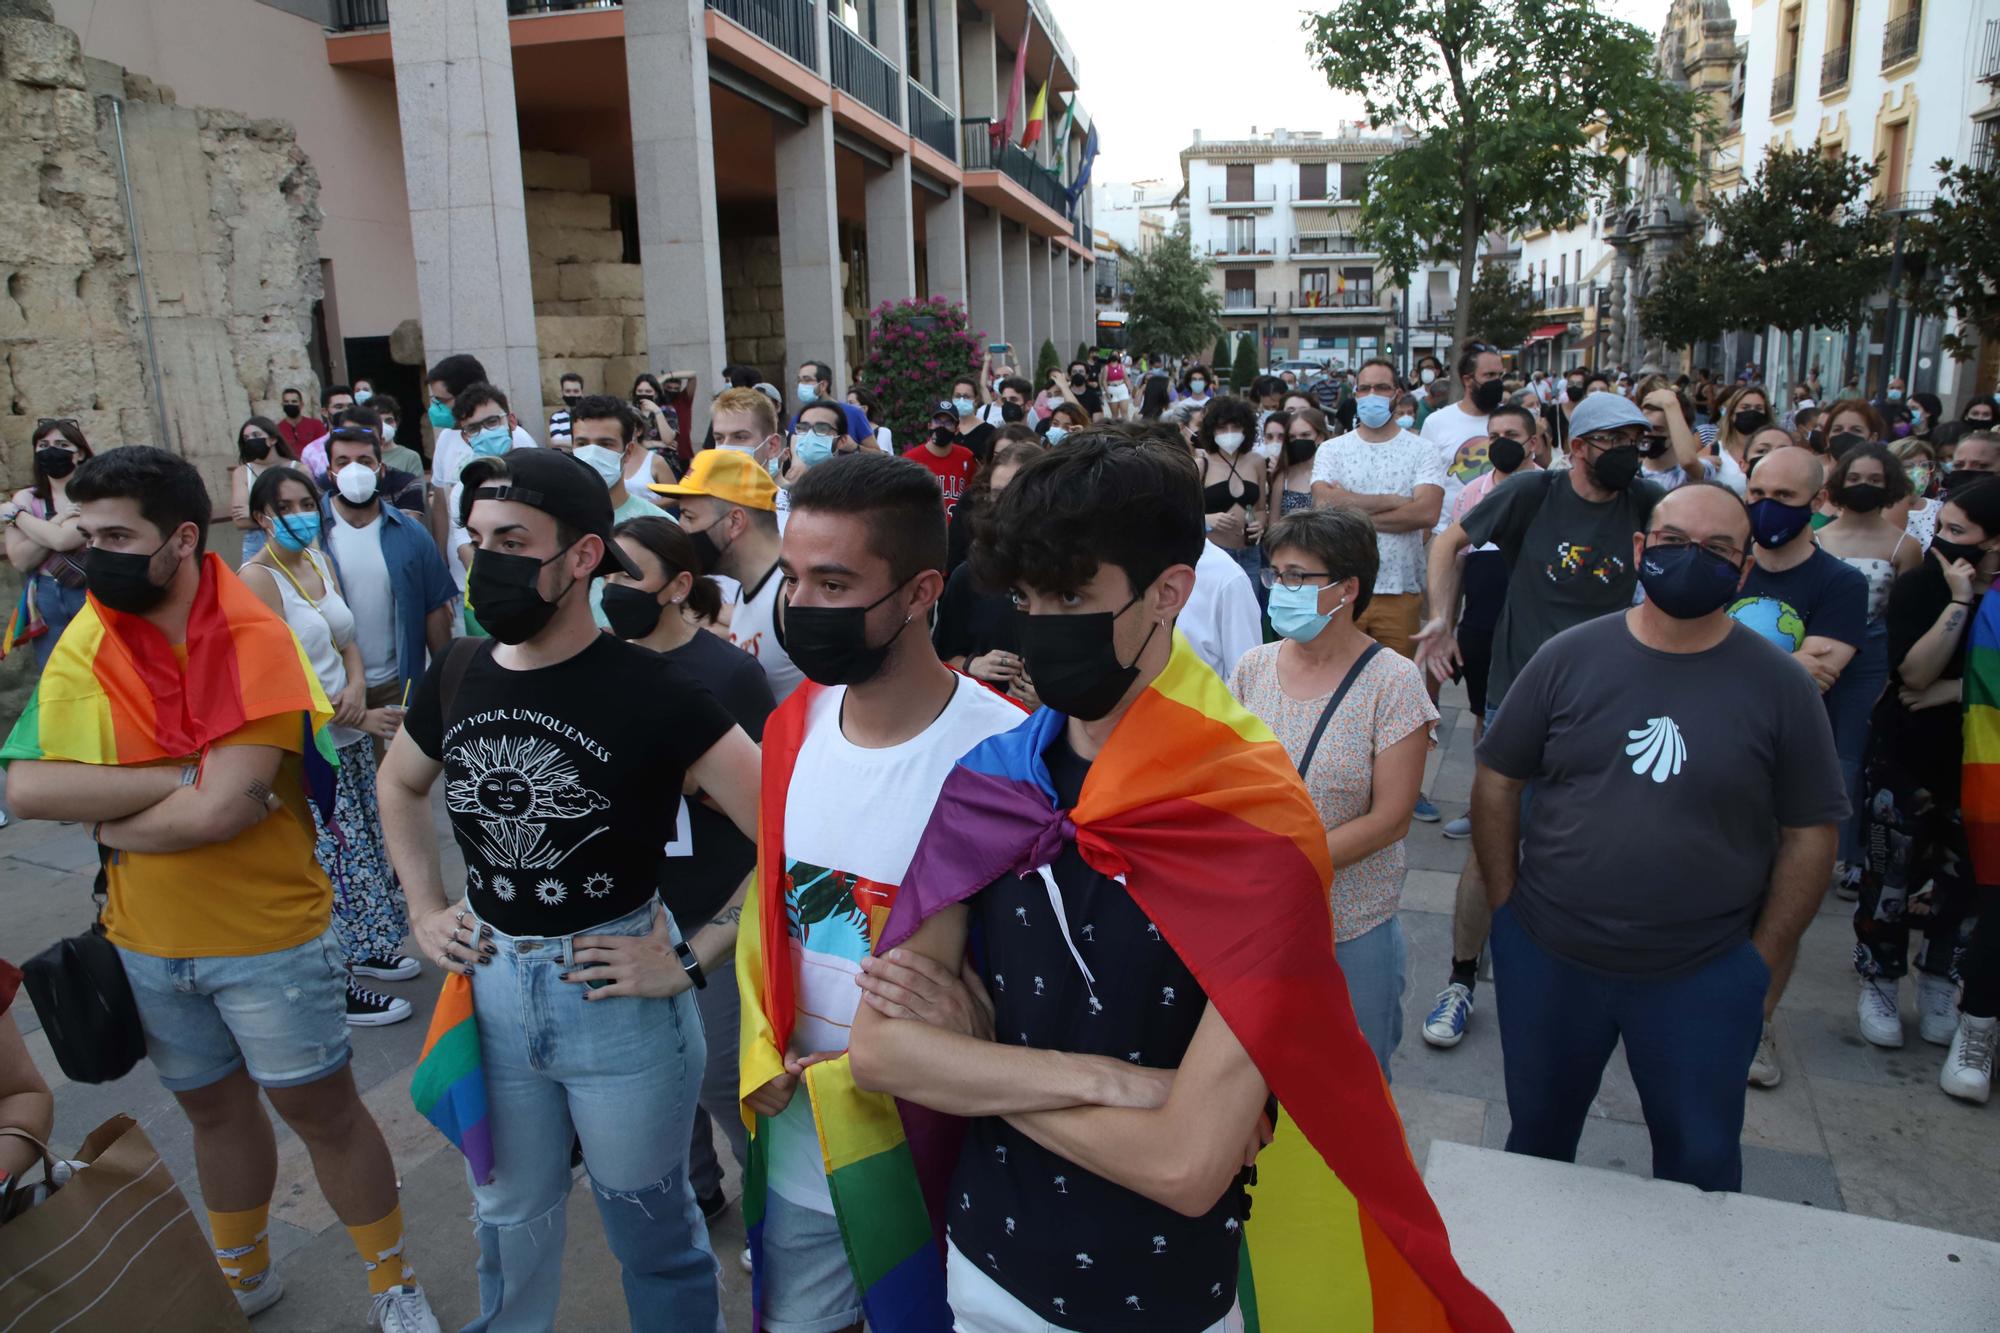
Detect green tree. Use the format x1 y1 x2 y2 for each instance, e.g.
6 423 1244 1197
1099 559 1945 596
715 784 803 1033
1075 341 1095 366
1127 225 1222 360
1634 250 1730 351
1212 336 1234 376
1304 0 1709 358
1466 264 1538 349
1907 158 2000 362
1035 339 1063 393
1231 337 1261 393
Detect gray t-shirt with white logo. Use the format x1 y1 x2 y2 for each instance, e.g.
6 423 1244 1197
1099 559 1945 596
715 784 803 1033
1476 613 1848 978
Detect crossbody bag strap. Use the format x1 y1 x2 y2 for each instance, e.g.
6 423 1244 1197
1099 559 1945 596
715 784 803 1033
1295 641 1385 778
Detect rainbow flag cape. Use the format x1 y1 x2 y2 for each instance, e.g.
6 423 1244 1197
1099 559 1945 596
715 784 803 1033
881 633 1510 1332
1962 593 2000 881
0 554 336 823
737 682 957 1333
1 580 45 659
410 973 494 1184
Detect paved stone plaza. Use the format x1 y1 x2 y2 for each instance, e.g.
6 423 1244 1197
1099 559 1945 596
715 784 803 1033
5 683 1995 1330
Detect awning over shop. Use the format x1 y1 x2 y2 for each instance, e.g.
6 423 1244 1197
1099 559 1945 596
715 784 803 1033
1523 323 1569 344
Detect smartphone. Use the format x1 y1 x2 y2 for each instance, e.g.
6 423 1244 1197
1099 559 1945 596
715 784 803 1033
988 342 1009 354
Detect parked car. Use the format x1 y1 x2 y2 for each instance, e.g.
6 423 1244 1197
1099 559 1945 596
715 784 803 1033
1271 359 1327 383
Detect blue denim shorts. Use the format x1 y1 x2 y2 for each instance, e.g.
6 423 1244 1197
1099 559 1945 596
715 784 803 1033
117 929 351 1092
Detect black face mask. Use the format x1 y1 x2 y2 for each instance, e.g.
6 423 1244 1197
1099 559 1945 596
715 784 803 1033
1017 594 1161 722
931 426 956 447
1565 384 1586 403
1637 433 1671 459
36 447 77 479
1826 430 1868 455
1487 437 1527 473
1932 536 1986 567
1589 443 1643 492
239 437 271 463
776 578 913 686
1835 482 1886 514
466 546 575 645
282 402 301 418
562 394 582 411
685 521 727 575
1732 409 1769 435
601 583 666 641
1945 468 1992 496
1470 380 1506 414
999 401 1027 424
84 535 180 615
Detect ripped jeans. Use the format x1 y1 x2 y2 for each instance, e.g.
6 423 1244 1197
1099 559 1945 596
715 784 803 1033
464 898 723 1333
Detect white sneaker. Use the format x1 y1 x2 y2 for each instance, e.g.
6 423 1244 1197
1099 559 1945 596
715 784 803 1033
1940 1014 1996 1104
1917 973 1960 1046
234 1269 284 1318
1857 977 1905 1048
1833 861 1860 901
1748 1021 1781 1088
739 1244 753 1273
370 1283 441 1333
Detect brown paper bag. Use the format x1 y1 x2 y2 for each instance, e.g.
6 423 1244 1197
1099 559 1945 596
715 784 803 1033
0 1115 250 1331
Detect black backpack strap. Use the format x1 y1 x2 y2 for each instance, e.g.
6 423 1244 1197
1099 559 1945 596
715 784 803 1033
437 637 493 725
1295 642 1384 778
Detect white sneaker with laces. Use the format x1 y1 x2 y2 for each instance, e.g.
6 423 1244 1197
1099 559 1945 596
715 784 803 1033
1748 1021 1781 1088
1917 973 1960 1047
234 1269 284 1319
1857 977 1905 1048
370 1283 441 1333
1940 1014 1996 1104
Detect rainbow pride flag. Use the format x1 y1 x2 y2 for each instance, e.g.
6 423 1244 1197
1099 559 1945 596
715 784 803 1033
0 553 336 822
1962 594 2000 881
737 684 954 1333
410 973 494 1184
882 633 1510 1331
1 581 45 660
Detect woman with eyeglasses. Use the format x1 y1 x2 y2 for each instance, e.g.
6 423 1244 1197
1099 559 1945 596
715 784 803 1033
2 419 95 669
228 415 294 562
1229 507 1437 1074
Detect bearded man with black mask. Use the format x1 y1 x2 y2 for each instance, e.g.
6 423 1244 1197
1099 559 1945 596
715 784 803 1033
1422 345 1507 479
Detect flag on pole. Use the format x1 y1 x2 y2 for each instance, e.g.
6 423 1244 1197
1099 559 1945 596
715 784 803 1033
991 15 1031 150
1052 94 1077 176
1064 124 1098 214
1019 81 1049 150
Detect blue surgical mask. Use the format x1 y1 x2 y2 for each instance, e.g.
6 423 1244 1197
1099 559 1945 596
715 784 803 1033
468 425 511 458
952 396 977 417
797 382 819 404
1190 378 1207 395
1395 414 1416 430
1355 396 1394 429
427 399 454 429
1045 426 1069 446
269 510 321 552
354 388 374 405
1269 583 1347 643
1886 388 1904 401
573 443 624 487
794 432 835 468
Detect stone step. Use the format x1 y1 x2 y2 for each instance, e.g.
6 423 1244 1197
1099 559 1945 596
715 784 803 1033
521 148 591 193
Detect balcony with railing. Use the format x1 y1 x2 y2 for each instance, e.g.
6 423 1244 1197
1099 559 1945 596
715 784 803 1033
909 80 955 160
1882 10 1922 71
1222 288 1278 312
1974 129 1999 174
1537 282 1587 310
1820 44 1850 96
1291 288 1381 311
1412 298 1457 326
1982 20 2000 83
707 0 817 71
1289 234 1372 256
829 19 899 125
334 0 628 29
1206 235 1279 259
1074 216 1092 251
961 120 1069 216
1771 68 1796 117
1208 184 1277 207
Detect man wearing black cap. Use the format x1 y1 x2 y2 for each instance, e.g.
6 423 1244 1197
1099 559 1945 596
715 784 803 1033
378 446 763 1330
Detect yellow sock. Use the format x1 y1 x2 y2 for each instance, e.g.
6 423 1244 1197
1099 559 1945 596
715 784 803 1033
347 1204 415 1297
209 1203 272 1294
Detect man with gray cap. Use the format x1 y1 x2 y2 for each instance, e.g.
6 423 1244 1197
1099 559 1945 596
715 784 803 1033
1412 390 1665 1050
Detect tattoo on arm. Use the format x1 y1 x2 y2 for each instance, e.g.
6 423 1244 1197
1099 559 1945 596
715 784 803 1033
709 905 743 928
1948 610 1965 632
243 778 273 807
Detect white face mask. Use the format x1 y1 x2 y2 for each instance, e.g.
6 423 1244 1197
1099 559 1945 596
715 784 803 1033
334 460 379 505
1213 431 1245 455
1254 438 1283 462
573 443 625 488
1419 369 1437 385
381 422 397 443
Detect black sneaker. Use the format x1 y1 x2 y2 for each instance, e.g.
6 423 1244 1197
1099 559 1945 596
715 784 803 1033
351 954 421 981
698 1188 729 1222
345 976 413 1027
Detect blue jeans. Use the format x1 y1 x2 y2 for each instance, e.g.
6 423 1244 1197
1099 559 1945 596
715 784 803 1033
1825 620 1888 868
1489 903 1766 1192
1334 916 1406 1079
29 572 87 671
463 899 723 1333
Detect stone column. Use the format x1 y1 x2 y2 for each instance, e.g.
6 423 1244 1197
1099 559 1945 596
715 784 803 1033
389 0 544 432
928 0 961 113
862 0 915 313
1005 224 1034 362
925 188 969 309
776 109 848 392
966 203 1005 348
959 10 998 121
1053 252 1072 362
1029 236 1053 365
627 0 725 438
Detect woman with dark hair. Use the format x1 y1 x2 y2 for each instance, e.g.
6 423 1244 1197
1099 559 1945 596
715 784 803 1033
936 441 1044 706
1277 407 1330 518
1195 394 1266 591
1907 391 1944 443
845 385 892 455
1178 362 1215 405
2 418 95 668
632 372 672 446
238 465 415 1025
1854 478 2000 1102
229 415 292 561
1136 373 1172 421
604 513 774 1213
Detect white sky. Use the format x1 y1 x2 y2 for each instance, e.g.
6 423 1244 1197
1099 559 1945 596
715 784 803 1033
1052 0 1751 185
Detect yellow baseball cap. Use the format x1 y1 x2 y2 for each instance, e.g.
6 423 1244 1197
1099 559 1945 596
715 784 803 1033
650 447 778 511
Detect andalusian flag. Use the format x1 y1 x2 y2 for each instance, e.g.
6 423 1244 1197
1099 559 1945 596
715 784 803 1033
882 634 1510 1331
0 553 336 823
1962 593 2000 879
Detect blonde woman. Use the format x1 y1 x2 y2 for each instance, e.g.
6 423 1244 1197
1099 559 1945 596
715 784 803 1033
1713 383 1776 494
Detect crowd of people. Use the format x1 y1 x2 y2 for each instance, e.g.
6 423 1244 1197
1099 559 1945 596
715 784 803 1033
0 335 1995 1332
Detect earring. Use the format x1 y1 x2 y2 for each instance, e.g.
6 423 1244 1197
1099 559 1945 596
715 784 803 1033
670 597 683 605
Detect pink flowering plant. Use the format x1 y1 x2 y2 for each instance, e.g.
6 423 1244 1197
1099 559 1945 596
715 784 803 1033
857 296 985 444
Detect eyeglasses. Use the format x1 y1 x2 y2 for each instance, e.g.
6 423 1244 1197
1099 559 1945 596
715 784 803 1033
1259 568 1338 590
1578 431 1644 450
464 413 507 434
1649 535 1746 565
796 423 841 439
35 417 78 433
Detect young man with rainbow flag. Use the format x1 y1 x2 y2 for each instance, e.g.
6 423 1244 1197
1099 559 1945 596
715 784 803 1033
846 432 1509 1331
0 446 439 1331
736 453 1027 1333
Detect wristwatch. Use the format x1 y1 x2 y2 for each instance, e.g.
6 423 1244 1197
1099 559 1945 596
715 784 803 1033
673 939 708 989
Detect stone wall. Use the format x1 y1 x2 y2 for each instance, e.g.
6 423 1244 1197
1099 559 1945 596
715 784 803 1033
527 149 649 403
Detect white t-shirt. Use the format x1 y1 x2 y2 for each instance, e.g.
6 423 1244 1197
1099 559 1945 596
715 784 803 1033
1311 429 1448 596
1420 403 1490 535
326 510 398 687
729 563 804 702
1180 540 1264 680
767 675 1026 1212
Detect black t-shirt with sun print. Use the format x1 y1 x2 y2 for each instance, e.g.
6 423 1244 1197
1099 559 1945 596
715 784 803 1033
404 635 735 936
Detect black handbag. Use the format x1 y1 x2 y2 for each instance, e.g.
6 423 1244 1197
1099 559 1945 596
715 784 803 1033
21 849 146 1084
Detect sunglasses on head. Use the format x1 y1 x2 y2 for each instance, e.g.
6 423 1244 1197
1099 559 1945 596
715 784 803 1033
35 417 79 433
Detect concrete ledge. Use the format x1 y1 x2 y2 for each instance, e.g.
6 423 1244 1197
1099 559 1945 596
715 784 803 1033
1425 1142 2000 1330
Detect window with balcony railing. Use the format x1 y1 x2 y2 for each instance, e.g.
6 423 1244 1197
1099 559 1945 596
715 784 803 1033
1882 9 1922 70
1771 69 1796 116
707 0 818 71
829 20 900 126
1820 45 1850 95
908 81 955 161
1982 19 2000 83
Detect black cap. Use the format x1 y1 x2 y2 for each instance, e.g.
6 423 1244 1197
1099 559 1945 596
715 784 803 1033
457 447 641 580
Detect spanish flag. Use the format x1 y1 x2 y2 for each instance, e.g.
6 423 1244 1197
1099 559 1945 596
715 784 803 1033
1019 80 1049 150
